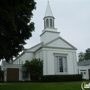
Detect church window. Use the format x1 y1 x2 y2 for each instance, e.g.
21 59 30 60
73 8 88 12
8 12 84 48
50 19 52 27
22 71 28 78
46 19 49 27
55 56 67 73
84 72 86 75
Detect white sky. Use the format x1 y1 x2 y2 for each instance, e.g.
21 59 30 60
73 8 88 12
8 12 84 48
24 0 90 55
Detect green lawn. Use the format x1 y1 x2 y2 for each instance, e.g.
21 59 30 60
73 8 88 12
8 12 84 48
0 81 89 90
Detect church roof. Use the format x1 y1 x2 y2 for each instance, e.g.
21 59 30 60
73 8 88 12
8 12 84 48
28 42 43 52
26 36 77 53
13 36 77 63
45 1 53 17
78 60 90 66
44 37 77 50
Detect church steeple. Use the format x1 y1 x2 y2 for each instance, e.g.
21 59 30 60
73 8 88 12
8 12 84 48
45 1 53 17
40 1 60 44
44 1 55 29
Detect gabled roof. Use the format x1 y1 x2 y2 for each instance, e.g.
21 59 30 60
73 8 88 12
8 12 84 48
13 52 25 62
13 42 43 62
27 42 43 52
13 36 77 63
45 1 53 17
43 37 77 50
78 60 90 66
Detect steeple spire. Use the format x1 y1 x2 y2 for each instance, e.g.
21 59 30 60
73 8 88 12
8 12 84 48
45 1 53 17
44 1 55 29
40 1 59 44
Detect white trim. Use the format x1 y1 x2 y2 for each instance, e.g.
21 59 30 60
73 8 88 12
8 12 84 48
54 54 68 74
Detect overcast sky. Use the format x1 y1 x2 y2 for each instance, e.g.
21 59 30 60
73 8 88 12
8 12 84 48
24 0 90 55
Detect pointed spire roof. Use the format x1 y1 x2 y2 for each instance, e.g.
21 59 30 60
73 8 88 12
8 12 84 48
45 1 53 17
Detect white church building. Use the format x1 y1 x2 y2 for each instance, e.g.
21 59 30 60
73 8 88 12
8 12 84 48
1 2 78 81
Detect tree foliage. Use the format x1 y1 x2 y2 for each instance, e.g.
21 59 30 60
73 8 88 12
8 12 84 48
23 58 43 81
78 52 85 62
78 48 90 62
0 0 36 62
84 48 90 60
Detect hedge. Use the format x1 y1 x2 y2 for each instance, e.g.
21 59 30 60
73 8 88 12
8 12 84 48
41 74 82 82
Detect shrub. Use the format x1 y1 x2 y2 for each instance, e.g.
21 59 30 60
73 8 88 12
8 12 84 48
23 58 43 82
41 74 82 82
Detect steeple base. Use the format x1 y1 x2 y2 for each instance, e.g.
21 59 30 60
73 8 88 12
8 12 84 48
40 29 60 44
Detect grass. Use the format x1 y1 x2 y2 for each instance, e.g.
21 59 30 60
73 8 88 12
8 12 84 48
0 81 89 90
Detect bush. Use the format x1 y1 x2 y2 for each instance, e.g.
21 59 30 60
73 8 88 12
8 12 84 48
41 74 82 82
23 58 43 82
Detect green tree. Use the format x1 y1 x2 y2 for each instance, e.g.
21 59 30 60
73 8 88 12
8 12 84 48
23 58 43 81
84 48 90 60
78 52 85 62
0 0 36 62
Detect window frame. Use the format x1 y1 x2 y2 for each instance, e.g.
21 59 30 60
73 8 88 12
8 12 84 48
54 53 68 74
50 19 53 28
46 19 49 28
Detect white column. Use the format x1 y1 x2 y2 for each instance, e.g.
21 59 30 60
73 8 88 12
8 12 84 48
42 50 47 75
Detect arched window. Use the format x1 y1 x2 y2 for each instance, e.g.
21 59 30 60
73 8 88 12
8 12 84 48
46 19 49 28
50 19 52 27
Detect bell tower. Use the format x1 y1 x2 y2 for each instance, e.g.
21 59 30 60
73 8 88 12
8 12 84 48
44 1 55 29
40 1 60 44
